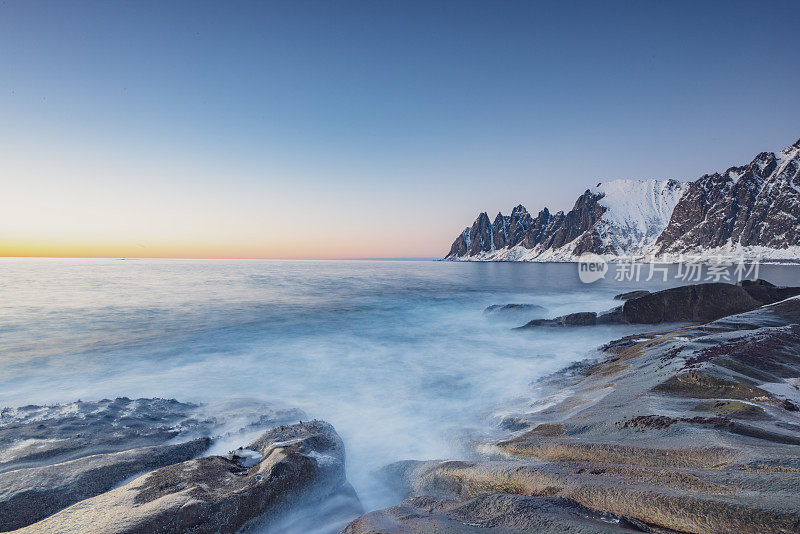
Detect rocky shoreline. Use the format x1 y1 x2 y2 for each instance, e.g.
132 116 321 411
2 282 800 533
348 284 800 533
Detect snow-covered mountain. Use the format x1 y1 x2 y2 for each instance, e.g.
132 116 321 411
444 138 800 262
648 139 800 261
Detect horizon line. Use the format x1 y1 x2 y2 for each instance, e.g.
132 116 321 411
0 255 440 261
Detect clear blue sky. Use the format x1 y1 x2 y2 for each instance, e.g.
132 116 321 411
2 1 798 258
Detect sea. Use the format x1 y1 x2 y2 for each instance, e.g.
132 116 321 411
2 258 798 526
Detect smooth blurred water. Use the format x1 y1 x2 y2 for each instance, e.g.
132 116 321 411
1 258 798 514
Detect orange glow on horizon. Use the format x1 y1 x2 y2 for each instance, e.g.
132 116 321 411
0 239 436 260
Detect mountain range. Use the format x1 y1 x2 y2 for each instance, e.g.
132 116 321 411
444 138 800 262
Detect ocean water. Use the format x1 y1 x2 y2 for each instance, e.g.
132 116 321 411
2 258 799 522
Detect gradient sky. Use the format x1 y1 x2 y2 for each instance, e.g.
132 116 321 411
2 1 799 259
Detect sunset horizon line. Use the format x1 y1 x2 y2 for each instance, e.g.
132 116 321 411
0 255 438 261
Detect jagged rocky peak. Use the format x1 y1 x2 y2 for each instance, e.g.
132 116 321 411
446 204 539 259
491 212 509 249
525 207 555 248
510 204 529 218
467 212 493 255
652 139 800 258
506 204 533 247
446 227 470 258
544 188 606 252
444 136 800 261
446 211 495 259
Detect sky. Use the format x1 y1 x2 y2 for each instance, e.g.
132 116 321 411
1 1 799 259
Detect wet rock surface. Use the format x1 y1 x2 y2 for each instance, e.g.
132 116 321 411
0 398 357 533
349 293 800 533
344 494 654 533
13 420 360 534
0 439 211 531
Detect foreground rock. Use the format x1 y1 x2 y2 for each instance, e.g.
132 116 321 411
345 494 649 533
17 421 361 533
520 280 800 328
351 296 800 533
0 397 315 532
0 439 210 531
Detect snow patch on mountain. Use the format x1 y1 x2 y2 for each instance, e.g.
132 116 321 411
652 242 800 264
591 179 688 255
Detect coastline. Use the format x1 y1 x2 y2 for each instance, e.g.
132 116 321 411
348 289 800 533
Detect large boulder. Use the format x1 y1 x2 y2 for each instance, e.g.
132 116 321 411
621 280 800 325
16 421 361 534
621 282 763 324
